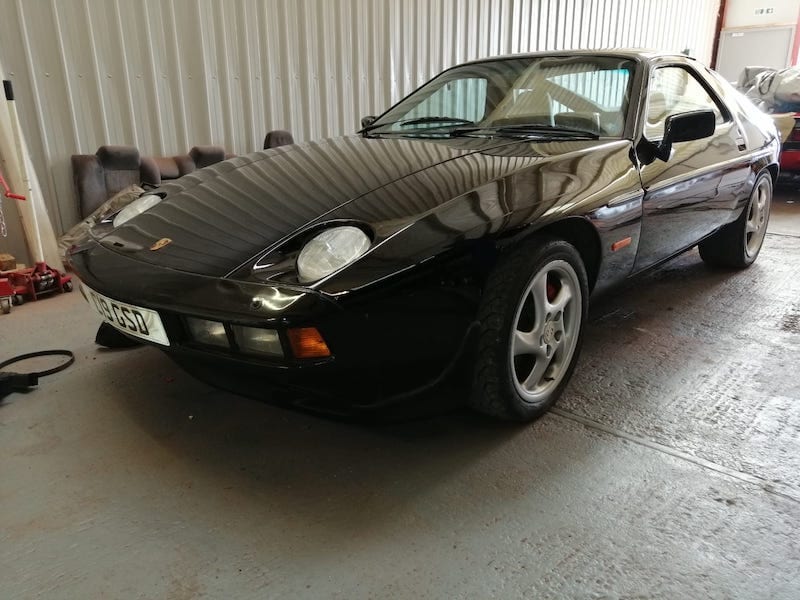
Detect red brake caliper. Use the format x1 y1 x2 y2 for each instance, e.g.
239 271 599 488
546 275 559 303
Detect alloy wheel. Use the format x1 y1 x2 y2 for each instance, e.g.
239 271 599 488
745 176 771 259
509 259 582 403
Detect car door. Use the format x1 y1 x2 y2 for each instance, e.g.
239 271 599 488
634 63 748 271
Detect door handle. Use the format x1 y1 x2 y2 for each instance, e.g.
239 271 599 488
735 128 747 151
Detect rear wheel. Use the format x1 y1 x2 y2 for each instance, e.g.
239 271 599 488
470 237 588 421
63 280 74 292
12 294 24 306
699 172 772 268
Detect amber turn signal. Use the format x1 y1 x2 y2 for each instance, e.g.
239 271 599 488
611 237 632 252
287 327 331 358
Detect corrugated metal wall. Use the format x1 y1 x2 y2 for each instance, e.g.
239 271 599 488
0 0 721 233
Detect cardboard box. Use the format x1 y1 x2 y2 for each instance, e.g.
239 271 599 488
0 253 15 272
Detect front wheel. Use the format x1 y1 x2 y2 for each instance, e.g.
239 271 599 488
470 237 589 421
699 171 772 268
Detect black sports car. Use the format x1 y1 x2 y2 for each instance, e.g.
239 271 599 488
70 50 780 421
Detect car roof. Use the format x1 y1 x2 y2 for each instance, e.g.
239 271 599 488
458 48 695 66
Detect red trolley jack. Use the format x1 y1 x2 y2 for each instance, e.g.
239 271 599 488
0 149 73 314
0 262 73 314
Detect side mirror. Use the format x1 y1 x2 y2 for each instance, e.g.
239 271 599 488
647 109 716 162
664 109 716 144
361 115 377 129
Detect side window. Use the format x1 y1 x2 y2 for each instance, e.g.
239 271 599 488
645 66 728 139
395 77 488 127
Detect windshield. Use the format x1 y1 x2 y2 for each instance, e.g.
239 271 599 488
367 55 636 138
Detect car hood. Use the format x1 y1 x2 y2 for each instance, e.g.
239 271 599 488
96 134 605 278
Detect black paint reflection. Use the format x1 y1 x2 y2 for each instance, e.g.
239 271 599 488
86 51 781 311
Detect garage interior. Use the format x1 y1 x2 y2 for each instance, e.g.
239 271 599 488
1 0 799 598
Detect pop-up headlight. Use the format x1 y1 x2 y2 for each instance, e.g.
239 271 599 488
296 225 371 283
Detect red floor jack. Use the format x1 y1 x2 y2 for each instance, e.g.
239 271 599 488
0 171 72 314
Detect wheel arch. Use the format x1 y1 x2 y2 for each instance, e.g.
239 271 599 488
517 217 602 292
765 162 779 185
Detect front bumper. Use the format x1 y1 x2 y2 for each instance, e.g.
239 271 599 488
70 242 479 411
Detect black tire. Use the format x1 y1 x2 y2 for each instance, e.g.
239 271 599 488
63 280 74 292
1 298 10 314
699 172 772 268
12 294 24 306
470 236 589 421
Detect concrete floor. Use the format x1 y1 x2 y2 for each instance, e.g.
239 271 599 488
2 191 799 599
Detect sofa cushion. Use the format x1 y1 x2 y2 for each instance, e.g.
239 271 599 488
264 130 294 149
96 145 140 170
151 156 181 180
189 146 226 168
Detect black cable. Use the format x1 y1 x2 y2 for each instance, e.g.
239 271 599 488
0 349 75 377
0 350 74 399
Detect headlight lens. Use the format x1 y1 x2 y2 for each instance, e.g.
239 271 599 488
186 317 229 347
231 325 283 357
296 226 371 283
113 194 162 228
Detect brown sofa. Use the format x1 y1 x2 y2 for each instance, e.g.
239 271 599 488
72 145 228 219
146 145 228 183
73 132 295 219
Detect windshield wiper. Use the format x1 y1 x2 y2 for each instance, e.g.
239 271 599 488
398 116 475 127
364 119 599 140
362 116 475 134
479 124 600 139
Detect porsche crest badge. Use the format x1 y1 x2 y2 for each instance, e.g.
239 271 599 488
150 238 172 251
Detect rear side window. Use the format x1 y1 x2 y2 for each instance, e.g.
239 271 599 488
645 66 729 139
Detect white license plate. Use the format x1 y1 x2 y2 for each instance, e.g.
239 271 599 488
83 285 170 346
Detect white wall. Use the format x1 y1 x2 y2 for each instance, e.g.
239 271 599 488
0 0 722 234
724 0 800 27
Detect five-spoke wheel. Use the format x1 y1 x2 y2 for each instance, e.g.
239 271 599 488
471 237 588 421
744 174 771 261
700 171 772 268
510 260 582 404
